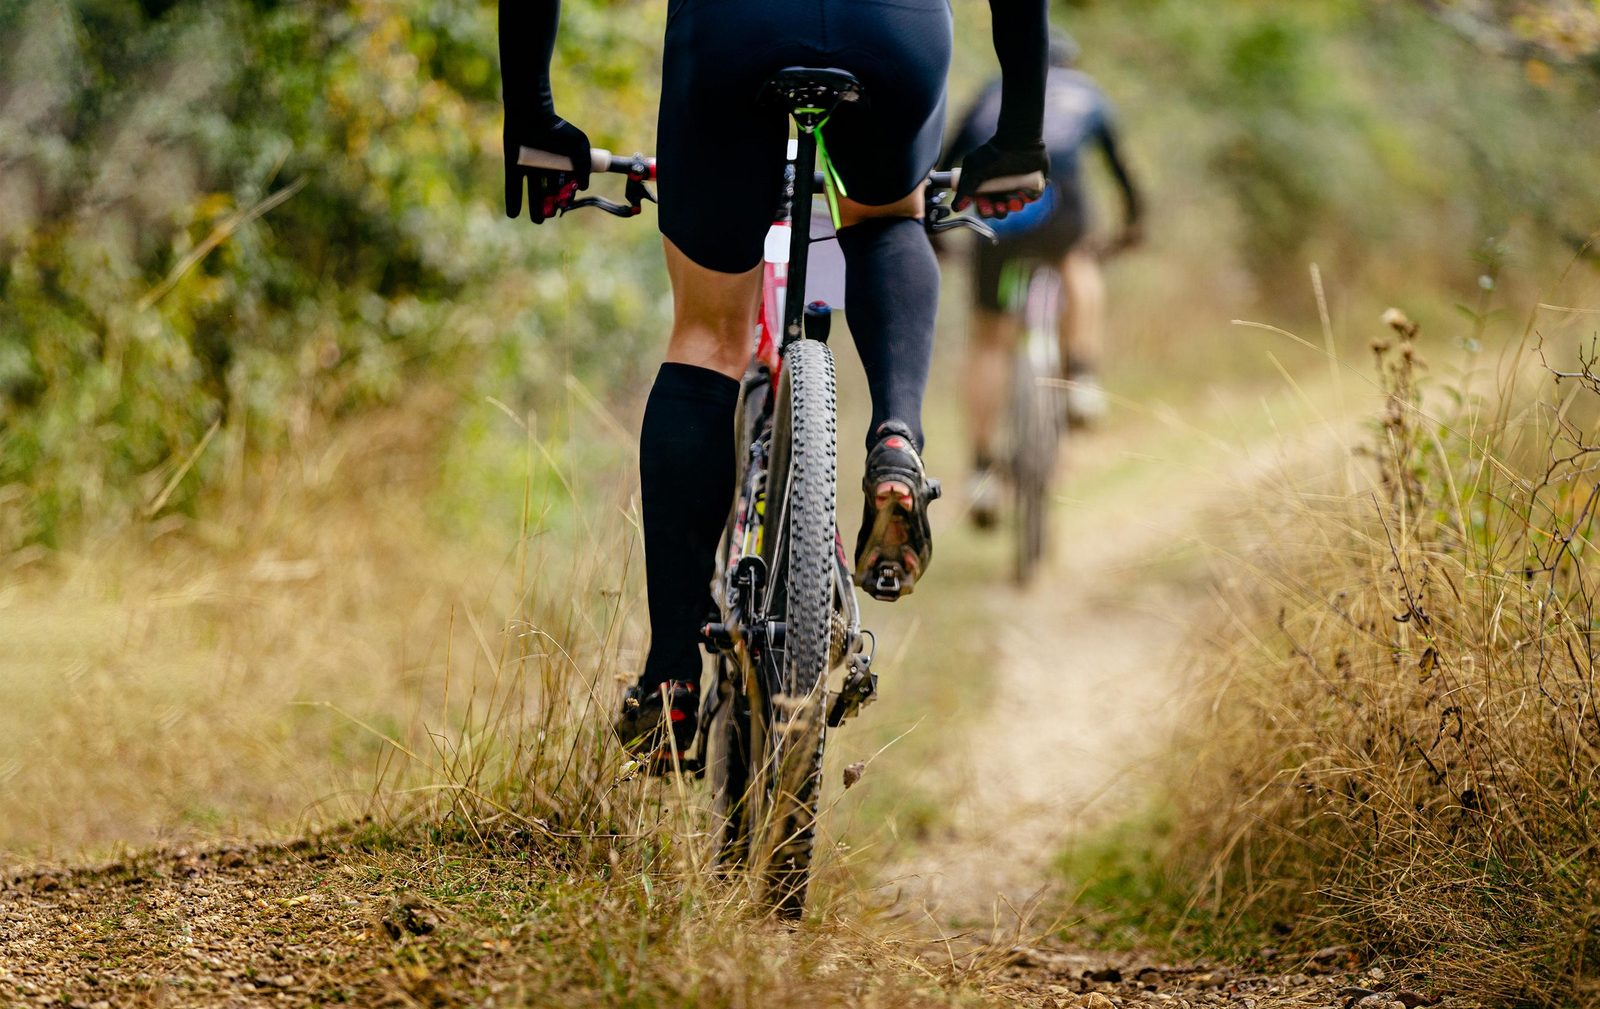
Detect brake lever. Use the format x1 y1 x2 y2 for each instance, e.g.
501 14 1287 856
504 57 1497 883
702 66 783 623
924 192 998 244
564 175 657 219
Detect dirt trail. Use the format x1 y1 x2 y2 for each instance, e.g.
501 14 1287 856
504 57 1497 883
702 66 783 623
859 385 1391 1007
895 384 1350 923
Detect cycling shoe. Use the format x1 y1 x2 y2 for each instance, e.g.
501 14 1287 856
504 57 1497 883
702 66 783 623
854 420 939 601
614 680 698 772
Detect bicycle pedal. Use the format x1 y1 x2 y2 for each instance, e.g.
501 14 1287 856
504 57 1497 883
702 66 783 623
867 566 902 600
700 621 735 652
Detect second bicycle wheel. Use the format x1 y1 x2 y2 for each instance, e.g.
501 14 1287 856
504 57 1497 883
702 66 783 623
705 653 752 866
756 337 838 916
706 366 773 870
1011 266 1063 584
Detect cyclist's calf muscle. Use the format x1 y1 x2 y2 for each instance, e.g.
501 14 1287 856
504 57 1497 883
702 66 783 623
663 238 761 380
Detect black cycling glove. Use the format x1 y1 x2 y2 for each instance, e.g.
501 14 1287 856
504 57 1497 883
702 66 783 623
504 116 591 224
966 0 1049 218
955 138 1048 218
499 0 590 224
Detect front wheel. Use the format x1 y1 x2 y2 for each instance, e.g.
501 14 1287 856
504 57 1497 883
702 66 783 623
1011 266 1063 584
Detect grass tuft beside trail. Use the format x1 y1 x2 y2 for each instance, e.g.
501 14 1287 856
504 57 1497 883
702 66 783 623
1073 290 1600 1007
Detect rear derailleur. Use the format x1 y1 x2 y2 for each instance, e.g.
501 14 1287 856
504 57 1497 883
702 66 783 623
826 631 877 727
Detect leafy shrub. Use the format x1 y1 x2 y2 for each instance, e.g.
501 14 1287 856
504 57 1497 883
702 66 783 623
0 0 668 551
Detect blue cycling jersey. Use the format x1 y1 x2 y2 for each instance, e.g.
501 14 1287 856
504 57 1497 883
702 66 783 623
985 183 1059 239
945 67 1119 240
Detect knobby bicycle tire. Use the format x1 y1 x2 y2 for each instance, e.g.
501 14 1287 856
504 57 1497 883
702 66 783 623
1012 266 1061 584
757 337 837 916
706 653 752 866
706 368 773 870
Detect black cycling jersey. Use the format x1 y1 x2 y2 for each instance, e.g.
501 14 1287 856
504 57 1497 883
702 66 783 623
502 0 1047 143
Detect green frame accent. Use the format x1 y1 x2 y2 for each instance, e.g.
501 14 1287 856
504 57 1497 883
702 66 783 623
998 258 1029 312
812 116 848 229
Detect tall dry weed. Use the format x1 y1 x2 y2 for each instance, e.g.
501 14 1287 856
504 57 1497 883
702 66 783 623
1171 313 1600 1006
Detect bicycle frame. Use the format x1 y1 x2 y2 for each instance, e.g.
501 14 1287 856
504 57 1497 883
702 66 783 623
718 116 864 684
755 121 822 374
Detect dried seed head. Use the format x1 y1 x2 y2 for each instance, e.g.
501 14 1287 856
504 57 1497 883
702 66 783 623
1381 308 1419 340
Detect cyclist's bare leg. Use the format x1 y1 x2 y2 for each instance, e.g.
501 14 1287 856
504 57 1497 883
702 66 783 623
964 305 1015 528
663 238 761 379
837 187 940 598
836 187 924 227
1058 246 1104 374
628 238 756 747
658 192 922 379
1058 245 1108 424
966 306 1018 465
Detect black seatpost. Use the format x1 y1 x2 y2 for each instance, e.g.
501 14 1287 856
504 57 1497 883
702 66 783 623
783 120 821 348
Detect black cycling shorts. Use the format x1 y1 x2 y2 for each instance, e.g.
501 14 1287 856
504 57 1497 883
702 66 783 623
658 0 953 274
971 180 1088 312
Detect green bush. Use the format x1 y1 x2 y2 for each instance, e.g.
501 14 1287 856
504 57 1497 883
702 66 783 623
1064 0 1600 304
0 0 668 551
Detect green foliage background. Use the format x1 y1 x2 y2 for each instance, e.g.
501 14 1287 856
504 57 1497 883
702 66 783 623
1050 0 1600 305
0 0 668 550
2 0 1598 552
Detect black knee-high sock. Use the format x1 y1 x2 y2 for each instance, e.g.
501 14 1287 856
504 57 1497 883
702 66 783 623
838 216 940 449
638 363 739 693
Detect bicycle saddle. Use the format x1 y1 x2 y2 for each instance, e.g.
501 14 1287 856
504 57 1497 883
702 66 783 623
759 67 866 114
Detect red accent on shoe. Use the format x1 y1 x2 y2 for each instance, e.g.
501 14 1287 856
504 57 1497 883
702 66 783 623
884 436 907 450
669 709 687 722
875 481 913 508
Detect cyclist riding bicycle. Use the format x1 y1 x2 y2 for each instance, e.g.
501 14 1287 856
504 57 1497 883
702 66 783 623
499 0 1051 764
942 31 1143 528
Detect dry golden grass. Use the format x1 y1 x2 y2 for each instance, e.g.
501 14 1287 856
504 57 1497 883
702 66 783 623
0 373 1004 1007
1 393 459 854
1156 303 1600 1006
0 379 648 855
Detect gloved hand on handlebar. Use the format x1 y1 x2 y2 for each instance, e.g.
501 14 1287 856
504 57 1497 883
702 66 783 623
504 115 591 224
954 137 1048 219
